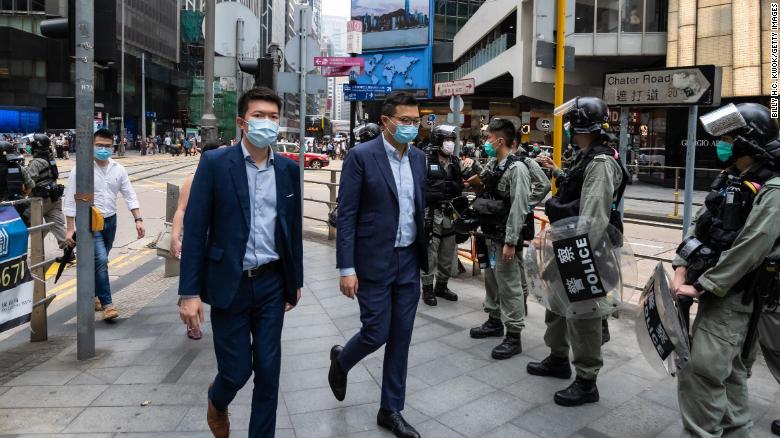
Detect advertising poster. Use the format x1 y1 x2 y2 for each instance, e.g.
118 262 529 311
356 47 433 98
0 206 33 333
351 0 430 50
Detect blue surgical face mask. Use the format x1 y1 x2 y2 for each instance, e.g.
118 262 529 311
94 147 112 161
393 124 418 144
245 118 278 148
716 140 733 162
483 142 496 157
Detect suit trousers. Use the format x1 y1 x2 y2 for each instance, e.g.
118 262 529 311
209 267 286 438
338 246 420 412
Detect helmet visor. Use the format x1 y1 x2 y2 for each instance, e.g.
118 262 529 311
554 97 580 117
699 104 747 137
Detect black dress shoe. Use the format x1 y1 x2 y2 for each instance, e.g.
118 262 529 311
554 376 599 406
328 345 347 401
601 318 610 345
470 317 504 339
377 409 421 438
434 281 458 301
527 355 572 379
422 284 437 306
491 332 522 360
772 419 779 436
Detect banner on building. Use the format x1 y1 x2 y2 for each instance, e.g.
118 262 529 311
0 206 33 333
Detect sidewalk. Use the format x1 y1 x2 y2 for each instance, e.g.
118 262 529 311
0 239 778 437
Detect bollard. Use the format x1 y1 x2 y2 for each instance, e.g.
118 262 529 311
164 184 180 277
328 170 337 241
29 198 47 342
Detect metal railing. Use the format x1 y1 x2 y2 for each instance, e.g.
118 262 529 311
455 34 509 79
303 168 341 240
0 197 57 342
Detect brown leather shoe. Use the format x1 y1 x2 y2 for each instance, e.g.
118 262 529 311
207 386 229 438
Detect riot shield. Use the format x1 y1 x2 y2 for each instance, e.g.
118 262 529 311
634 262 691 376
528 216 636 319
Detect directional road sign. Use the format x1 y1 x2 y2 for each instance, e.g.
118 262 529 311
315 57 364 67
603 65 722 107
427 114 436 126
435 78 476 97
343 84 392 93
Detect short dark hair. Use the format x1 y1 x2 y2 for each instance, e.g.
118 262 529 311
381 91 418 117
237 86 282 118
94 128 113 142
487 118 516 145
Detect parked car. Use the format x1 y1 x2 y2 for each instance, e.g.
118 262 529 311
275 142 330 169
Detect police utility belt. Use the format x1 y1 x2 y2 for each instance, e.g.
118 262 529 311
32 183 65 201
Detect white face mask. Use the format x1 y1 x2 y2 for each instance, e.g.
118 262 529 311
441 141 455 155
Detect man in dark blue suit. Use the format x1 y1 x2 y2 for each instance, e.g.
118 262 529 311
178 87 303 438
329 91 427 438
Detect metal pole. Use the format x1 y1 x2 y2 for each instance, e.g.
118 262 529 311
618 107 628 217
298 4 308 209
236 18 244 97
683 106 698 235
552 0 567 194
75 0 96 360
201 0 218 143
348 55 357 150
141 52 146 145
120 0 125 156
454 102 462 157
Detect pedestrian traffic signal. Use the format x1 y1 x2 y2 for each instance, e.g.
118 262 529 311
37 0 116 62
239 57 275 89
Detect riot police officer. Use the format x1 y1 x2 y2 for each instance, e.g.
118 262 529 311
421 125 464 306
354 123 381 144
527 96 627 406
467 118 531 360
26 134 67 247
671 103 780 437
0 141 33 201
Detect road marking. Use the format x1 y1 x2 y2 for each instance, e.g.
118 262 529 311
48 252 136 303
629 242 664 249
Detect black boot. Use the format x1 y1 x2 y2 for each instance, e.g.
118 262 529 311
491 332 522 360
554 376 599 406
470 316 504 339
422 284 437 306
601 318 610 345
526 355 572 379
772 419 779 436
434 280 458 302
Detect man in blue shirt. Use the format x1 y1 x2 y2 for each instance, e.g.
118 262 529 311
178 87 303 438
330 92 428 438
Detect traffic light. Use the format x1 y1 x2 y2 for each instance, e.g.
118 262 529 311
38 0 116 62
239 57 275 89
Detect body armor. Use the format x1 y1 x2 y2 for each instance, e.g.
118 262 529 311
472 154 521 236
424 153 463 206
29 152 63 201
545 143 629 233
0 162 25 201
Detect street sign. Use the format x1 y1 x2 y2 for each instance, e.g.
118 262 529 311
315 57 364 67
285 37 320 73
344 84 392 93
427 114 436 126
536 118 551 132
603 65 722 107
449 95 464 113
447 113 465 125
347 20 363 55
145 111 157 119
435 78 476 97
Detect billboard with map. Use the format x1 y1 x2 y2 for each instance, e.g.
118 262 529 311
351 0 430 50
356 47 432 99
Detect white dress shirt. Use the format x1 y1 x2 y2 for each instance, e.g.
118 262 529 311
63 159 140 218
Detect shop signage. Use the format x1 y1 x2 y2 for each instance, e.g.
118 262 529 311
603 65 722 107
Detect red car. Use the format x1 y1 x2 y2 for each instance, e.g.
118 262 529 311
274 142 330 169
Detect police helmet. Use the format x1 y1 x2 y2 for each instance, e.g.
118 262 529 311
0 141 21 163
30 134 51 154
354 123 381 143
700 103 779 159
431 125 458 147
555 96 609 134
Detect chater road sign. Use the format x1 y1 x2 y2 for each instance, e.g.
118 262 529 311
603 65 722 107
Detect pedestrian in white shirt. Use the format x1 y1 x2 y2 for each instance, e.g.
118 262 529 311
63 129 145 321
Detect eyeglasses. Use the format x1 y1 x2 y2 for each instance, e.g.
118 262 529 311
391 116 421 127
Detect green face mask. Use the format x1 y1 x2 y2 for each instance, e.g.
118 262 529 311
484 142 496 157
716 140 733 162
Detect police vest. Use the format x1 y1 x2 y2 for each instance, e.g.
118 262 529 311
425 153 463 205
472 154 522 228
0 162 25 201
544 143 629 232
31 153 59 187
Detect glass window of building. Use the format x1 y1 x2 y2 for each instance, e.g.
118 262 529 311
622 0 643 32
645 0 667 32
575 0 595 33
597 0 619 33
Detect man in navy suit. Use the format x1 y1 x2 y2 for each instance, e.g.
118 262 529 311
329 91 427 438
178 87 303 438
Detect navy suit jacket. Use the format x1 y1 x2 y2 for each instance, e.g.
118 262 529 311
336 135 427 283
178 145 303 309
